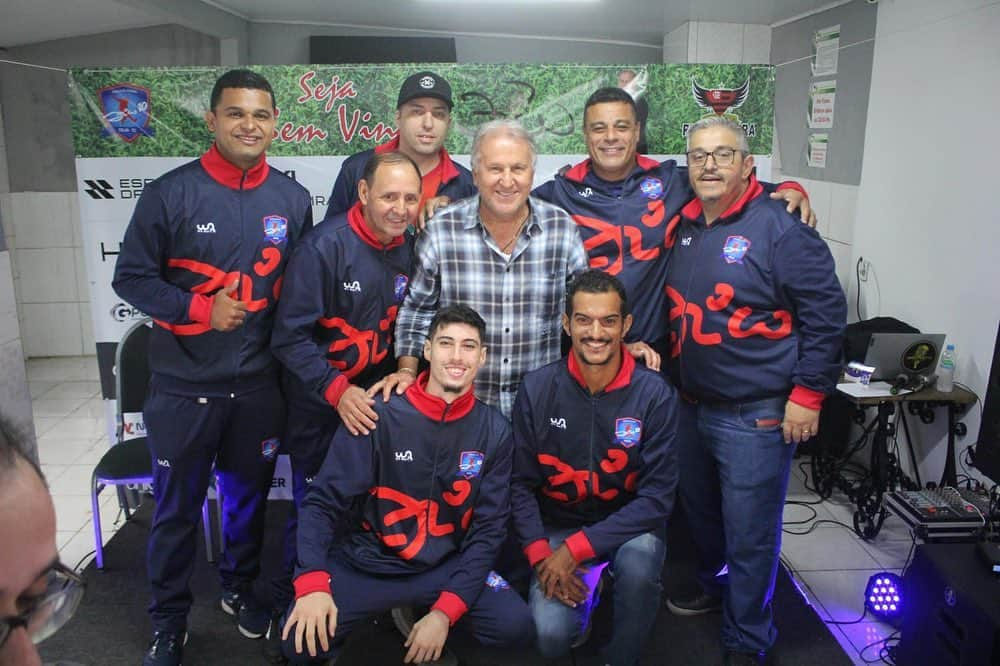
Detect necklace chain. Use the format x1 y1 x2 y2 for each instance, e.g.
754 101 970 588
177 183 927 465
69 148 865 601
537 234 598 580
488 211 530 254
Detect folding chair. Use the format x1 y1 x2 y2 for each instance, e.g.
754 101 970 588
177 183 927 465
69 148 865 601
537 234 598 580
90 317 216 569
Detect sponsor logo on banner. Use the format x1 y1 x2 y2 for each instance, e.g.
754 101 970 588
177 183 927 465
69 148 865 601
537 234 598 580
110 302 145 323
122 411 146 441
722 235 751 264
683 77 757 139
83 179 115 200
394 274 409 302
458 451 485 479
614 417 642 448
99 83 155 142
263 215 288 244
81 177 154 200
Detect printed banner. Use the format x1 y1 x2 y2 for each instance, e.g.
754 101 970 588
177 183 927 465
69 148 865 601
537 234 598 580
70 64 775 158
70 63 774 498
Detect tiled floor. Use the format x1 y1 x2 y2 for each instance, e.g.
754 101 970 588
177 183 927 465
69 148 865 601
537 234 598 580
28 356 905 665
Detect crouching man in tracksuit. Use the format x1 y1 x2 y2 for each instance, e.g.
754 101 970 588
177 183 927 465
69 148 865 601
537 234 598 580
511 270 679 666
266 151 420 648
281 305 534 663
112 69 313 666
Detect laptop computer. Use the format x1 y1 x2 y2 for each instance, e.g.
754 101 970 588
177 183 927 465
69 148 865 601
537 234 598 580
862 333 946 381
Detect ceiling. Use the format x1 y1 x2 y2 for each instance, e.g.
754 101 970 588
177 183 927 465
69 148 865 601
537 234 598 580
1 0 848 50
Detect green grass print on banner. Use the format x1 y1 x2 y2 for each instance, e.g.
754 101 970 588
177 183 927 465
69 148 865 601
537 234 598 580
69 64 774 158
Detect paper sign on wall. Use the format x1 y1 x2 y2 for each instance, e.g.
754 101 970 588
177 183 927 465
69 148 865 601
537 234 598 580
808 80 836 129
807 133 829 168
811 25 840 77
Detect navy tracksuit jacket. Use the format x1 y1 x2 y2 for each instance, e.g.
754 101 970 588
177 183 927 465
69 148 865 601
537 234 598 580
533 158 806 354
293 374 513 624
321 136 476 222
511 350 679 565
112 143 312 630
272 202 414 413
665 175 846 408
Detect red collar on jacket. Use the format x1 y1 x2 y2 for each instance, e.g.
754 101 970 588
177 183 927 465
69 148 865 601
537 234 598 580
680 173 764 222
200 143 269 190
405 371 475 422
374 136 462 184
563 155 661 184
566 345 635 394
347 201 405 250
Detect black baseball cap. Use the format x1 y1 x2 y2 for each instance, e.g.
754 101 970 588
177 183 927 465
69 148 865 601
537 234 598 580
396 71 453 110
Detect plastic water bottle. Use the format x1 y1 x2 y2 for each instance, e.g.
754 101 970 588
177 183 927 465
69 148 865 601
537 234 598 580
937 344 956 392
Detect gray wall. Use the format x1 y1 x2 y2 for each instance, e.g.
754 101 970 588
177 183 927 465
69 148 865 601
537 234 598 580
1 24 220 193
771 1 877 185
248 22 660 65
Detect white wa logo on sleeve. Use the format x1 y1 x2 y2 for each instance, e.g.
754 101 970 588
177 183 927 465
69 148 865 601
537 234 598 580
343 280 362 293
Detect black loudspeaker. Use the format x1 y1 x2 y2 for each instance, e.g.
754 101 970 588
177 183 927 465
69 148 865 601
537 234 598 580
973 321 1000 486
896 544 1000 665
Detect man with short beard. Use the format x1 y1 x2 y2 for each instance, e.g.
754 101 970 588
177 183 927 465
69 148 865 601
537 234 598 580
280 305 533 664
266 151 422 656
511 270 678 666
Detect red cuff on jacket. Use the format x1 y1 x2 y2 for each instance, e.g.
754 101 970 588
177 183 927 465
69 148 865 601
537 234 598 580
789 385 825 410
524 538 553 567
776 181 808 197
324 375 351 409
431 591 469 625
293 571 331 599
189 293 214 324
564 531 596 563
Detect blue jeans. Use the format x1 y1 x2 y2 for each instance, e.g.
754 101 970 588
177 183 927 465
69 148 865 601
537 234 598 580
676 396 795 654
529 527 665 666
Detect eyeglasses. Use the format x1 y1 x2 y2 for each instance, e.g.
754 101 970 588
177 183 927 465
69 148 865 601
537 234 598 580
0 562 85 649
686 146 741 168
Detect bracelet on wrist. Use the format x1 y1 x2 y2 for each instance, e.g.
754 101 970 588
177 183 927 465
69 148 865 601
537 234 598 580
397 367 416 376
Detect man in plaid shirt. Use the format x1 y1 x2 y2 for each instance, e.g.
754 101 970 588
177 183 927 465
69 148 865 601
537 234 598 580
383 119 588 418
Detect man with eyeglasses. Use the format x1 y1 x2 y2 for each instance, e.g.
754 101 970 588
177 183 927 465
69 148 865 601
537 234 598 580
532 86 813 370
0 415 84 666
663 117 845 666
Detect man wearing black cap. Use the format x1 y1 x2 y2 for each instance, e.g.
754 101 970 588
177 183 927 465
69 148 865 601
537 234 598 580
321 71 476 222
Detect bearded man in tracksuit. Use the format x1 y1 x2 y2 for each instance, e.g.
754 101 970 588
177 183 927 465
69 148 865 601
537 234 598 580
511 270 679 666
322 71 476 222
532 86 813 368
281 305 533 664
112 69 313 666
663 117 846 666
266 151 421 649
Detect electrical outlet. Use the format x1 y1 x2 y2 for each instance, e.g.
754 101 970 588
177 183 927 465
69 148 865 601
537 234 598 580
859 260 870 282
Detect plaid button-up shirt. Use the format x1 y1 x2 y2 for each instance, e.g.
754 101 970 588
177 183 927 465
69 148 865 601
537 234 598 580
395 195 588 417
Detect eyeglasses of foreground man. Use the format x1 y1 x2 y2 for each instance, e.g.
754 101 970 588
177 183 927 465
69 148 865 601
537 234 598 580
0 414 85 665
0 562 85 649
